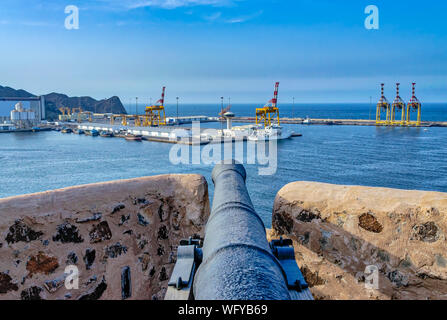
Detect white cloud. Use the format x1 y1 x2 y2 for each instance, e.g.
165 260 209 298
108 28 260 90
98 0 234 10
204 12 222 21
225 10 262 23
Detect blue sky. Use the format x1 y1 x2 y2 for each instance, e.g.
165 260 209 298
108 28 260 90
0 0 446 103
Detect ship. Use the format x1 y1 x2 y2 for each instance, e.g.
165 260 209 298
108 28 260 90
100 131 114 137
85 129 99 136
247 124 292 141
125 133 142 141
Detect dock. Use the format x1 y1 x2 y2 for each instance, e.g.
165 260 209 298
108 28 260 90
230 117 447 127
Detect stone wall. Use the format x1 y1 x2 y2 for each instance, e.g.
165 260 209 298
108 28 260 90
272 182 447 300
0 174 209 300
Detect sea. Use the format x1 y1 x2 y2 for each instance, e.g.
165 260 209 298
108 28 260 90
1 103 446 227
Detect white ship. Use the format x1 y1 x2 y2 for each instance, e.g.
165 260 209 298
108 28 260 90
248 124 292 141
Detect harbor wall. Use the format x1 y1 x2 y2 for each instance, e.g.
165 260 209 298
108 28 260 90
0 174 210 300
271 182 447 300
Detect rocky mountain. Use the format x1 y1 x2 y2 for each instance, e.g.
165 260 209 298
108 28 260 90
0 85 127 120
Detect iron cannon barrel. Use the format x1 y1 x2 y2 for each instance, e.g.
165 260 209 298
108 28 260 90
193 162 291 300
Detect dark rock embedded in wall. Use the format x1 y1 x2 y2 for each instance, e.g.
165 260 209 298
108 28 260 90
66 252 78 265
121 267 131 300
296 209 321 222
26 252 59 276
388 270 409 288
78 277 107 300
159 267 168 281
89 221 112 243
44 275 65 293
0 272 19 293
53 222 84 243
76 213 102 223
104 243 127 259
157 225 169 240
83 249 96 270
119 214 130 226
137 213 150 227
411 222 440 243
5 220 43 244
301 266 326 288
21 286 43 300
112 203 125 214
272 211 294 234
358 213 383 233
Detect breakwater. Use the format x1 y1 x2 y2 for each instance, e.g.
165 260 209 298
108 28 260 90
231 117 447 127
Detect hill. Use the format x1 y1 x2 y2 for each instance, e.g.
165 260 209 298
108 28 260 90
0 85 127 120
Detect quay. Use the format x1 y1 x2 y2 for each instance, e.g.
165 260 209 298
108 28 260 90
231 117 447 127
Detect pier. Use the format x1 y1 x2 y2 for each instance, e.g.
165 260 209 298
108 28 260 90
230 117 447 127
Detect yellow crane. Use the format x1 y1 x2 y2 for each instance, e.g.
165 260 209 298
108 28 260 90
145 87 167 126
111 114 128 126
376 83 391 125
255 82 281 127
58 107 72 121
391 83 406 126
406 82 422 126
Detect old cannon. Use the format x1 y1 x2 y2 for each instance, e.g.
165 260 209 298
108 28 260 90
165 162 312 300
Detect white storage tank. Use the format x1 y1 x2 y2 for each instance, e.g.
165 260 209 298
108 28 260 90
27 111 35 120
15 102 24 112
10 110 20 121
20 111 29 120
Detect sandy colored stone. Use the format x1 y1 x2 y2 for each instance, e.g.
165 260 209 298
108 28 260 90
0 174 209 300
271 182 447 300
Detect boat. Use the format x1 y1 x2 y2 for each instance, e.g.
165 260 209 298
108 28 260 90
85 129 99 136
125 134 142 141
303 116 312 124
61 127 73 133
100 131 114 137
247 124 292 141
74 129 84 134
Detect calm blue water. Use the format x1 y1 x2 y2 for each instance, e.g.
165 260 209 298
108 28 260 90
1 103 447 228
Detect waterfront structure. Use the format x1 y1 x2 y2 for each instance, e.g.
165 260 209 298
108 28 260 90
406 82 422 126
375 83 391 125
0 96 45 125
391 83 406 126
0 123 16 131
10 102 37 128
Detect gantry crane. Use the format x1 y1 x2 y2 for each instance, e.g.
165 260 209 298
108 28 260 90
58 107 72 121
71 107 84 122
255 82 281 127
376 83 391 125
145 87 167 126
111 114 128 126
406 82 422 126
391 83 406 126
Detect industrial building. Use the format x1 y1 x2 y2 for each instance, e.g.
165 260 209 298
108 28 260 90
0 96 45 130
